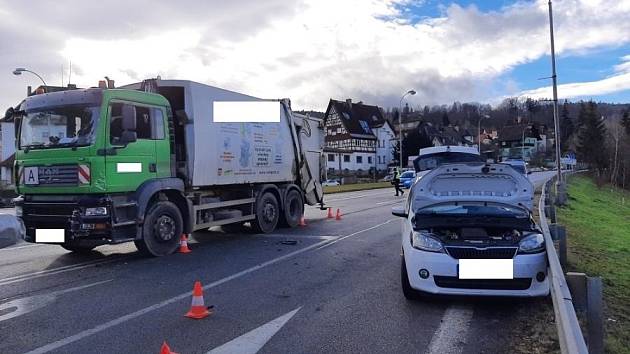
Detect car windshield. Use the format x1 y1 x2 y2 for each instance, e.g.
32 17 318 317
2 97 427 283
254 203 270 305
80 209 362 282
19 105 100 150
414 152 484 172
416 203 528 218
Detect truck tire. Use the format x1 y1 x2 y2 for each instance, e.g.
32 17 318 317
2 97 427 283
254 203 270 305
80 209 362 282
60 243 96 254
251 192 279 234
280 189 303 228
136 201 183 257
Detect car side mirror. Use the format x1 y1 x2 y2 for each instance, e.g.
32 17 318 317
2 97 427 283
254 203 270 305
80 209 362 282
4 107 14 120
120 130 137 145
391 206 408 218
121 104 136 131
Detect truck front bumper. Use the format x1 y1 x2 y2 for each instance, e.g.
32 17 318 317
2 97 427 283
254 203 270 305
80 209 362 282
17 195 129 245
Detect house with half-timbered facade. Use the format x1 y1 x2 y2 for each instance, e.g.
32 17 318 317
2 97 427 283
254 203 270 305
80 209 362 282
323 99 396 175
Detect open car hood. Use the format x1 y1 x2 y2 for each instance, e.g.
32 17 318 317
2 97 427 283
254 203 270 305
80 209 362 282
411 163 534 211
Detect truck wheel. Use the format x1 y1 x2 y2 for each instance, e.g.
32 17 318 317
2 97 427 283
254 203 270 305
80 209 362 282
60 243 96 254
280 189 303 228
137 201 183 257
251 192 279 234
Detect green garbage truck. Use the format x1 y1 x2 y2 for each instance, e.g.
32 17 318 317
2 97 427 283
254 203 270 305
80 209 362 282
11 79 324 256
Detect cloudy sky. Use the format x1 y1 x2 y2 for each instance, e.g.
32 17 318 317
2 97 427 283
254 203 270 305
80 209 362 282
1 0 630 111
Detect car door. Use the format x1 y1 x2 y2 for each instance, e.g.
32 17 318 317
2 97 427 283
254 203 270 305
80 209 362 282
105 101 158 192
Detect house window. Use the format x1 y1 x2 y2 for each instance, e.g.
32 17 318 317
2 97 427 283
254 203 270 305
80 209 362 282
337 127 342 133
343 155 350 162
328 154 335 162
356 156 363 164
368 156 372 164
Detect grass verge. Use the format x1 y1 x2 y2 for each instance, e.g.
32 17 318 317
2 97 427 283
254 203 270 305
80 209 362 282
557 175 630 354
322 181 392 194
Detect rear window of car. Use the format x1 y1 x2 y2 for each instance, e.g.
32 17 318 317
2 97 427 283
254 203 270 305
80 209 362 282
414 152 484 172
401 171 415 178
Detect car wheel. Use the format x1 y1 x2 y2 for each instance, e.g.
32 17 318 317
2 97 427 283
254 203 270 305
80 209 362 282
401 256 420 300
137 201 183 257
251 191 280 234
280 189 303 228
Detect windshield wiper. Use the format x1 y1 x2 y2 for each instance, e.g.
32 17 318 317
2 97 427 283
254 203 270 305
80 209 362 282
23 143 46 153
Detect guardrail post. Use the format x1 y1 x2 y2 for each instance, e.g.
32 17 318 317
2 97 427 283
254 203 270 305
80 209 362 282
587 277 604 354
565 272 587 310
549 204 557 223
548 224 567 268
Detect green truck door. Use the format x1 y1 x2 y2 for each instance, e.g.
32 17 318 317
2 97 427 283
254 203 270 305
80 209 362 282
105 102 158 192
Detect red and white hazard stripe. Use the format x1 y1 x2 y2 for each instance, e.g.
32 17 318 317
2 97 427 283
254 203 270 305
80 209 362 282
78 164 91 184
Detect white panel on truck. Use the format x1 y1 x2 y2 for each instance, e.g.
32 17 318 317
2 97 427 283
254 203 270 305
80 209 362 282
126 80 299 187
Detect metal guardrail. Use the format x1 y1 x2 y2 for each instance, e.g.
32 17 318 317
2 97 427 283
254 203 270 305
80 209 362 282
538 175 589 354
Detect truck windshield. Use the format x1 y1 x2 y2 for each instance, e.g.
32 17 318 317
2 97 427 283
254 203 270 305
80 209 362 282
20 105 100 150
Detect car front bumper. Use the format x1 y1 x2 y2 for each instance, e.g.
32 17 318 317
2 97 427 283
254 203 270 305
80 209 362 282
403 240 549 297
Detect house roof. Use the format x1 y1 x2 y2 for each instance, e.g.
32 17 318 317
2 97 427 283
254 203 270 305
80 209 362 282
325 99 386 139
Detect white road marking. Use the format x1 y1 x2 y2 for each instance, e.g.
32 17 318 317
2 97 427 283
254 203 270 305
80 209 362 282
376 200 402 205
24 239 332 354
0 243 45 252
0 279 112 323
426 305 474 354
0 257 125 287
324 190 390 202
255 234 338 240
207 307 301 354
316 219 395 250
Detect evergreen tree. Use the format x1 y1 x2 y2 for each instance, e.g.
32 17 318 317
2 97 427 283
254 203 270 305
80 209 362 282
621 109 630 136
442 112 450 127
576 101 608 172
560 100 574 152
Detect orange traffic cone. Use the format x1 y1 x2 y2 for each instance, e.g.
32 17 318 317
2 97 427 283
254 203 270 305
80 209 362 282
179 234 191 254
335 208 342 220
298 215 307 227
185 281 212 319
160 341 179 354
327 208 333 218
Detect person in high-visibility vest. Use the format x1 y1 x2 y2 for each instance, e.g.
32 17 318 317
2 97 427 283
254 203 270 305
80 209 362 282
392 168 404 196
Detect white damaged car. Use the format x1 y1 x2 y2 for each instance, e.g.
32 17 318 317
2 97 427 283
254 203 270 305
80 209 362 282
392 163 549 298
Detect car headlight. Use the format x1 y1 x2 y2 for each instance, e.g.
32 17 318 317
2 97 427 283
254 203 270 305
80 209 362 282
85 207 108 216
411 230 444 253
518 233 545 253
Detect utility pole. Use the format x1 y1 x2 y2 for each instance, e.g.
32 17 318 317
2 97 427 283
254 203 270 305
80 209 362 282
548 0 567 205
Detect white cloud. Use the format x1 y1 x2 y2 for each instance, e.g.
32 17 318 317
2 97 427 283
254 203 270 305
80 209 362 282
519 55 630 100
2 0 630 111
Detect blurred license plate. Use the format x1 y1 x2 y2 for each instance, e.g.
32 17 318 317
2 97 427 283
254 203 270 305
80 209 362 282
458 259 513 279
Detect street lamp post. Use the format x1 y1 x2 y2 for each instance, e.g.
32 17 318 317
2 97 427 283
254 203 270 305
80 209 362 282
477 114 490 153
12 67 47 88
398 90 416 169
547 0 566 205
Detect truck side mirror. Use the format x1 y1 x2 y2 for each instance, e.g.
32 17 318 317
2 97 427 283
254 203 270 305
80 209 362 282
4 107 14 120
122 104 136 131
120 130 137 145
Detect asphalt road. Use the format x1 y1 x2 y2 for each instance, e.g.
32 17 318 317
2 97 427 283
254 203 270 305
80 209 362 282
0 171 556 354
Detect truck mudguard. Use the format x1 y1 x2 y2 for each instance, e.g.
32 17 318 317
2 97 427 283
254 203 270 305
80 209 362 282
134 178 191 230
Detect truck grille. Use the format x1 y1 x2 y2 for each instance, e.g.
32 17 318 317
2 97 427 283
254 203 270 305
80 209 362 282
445 246 517 259
37 165 78 186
